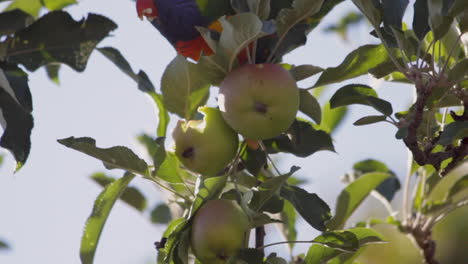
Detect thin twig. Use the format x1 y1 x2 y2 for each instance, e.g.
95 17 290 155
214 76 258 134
257 240 320 250
402 150 414 226
255 226 266 254
371 191 395 217
440 33 465 75
259 141 282 175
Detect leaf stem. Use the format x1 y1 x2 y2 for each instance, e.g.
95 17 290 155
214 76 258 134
259 141 282 175
402 151 414 227
372 28 408 76
144 176 189 201
370 191 395 217
440 33 465 75
257 240 317 249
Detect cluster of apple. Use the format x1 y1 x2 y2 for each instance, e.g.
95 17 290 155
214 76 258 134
173 63 299 176
171 63 299 263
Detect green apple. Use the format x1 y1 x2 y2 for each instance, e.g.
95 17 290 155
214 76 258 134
218 63 299 140
172 106 239 176
191 199 250 263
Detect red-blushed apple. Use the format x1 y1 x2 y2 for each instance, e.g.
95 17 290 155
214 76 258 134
218 64 299 140
172 106 239 176
191 199 250 263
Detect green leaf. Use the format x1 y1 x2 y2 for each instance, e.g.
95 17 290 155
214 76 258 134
381 0 409 31
384 71 411 83
196 54 228 86
57 137 149 176
368 58 401 79
2 11 117 72
137 135 166 173
428 0 454 39
279 200 297 249
305 227 385 264
161 55 210 120
0 63 33 171
447 58 468 83
353 115 387 126
235 248 265 264
353 159 401 202
264 119 335 157
314 45 389 87
0 9 34 36
156 152 188 184
299 89 322 124
389 27 419 58
0 239 10 250
447 174 468 200
346 227 386 245
250 212 282 227
218 13 266 70
413 0 430 40
426 164 468 207
265 253 288 264
290 64 324 81
330 84 393 116
275 0 325 41
252 0 272 20
231 0 272 20
273 23 310 61
351 0 382 26
280 185 331 231
97 47 169 136
45 64 60 85
312 230 360 251
324 12 365 40
353 159 390 173
327 172 391 230
458 8 468 33
321 101 348 134
159 218 190 263
42 0 76 10
448 0 468 17
437 121 468 145
90 173 147 212
241 146 267 177
98 47 138 81
5 0 42 17
250 166 300 211
150 203 172 224
80 172 135 264
148 91 170 137
259 194 284 214
188 175 228 218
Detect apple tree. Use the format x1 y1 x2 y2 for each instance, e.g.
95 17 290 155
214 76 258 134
0 0 467 264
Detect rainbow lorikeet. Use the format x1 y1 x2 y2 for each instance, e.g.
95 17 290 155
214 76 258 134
136 0 232 61
136 0 345 62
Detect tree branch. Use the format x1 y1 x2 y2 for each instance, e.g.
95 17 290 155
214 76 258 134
255 226 266 254
410 229 440 264
401 80 468 176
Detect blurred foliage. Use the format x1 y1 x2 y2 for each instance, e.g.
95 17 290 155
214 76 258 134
357 207 468 264
324 11 365 41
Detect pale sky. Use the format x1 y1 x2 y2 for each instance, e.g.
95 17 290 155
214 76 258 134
0 0 413 263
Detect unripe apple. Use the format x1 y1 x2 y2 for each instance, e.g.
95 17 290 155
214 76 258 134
191 199 249 263
218 64 299 140
172 106 239 176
